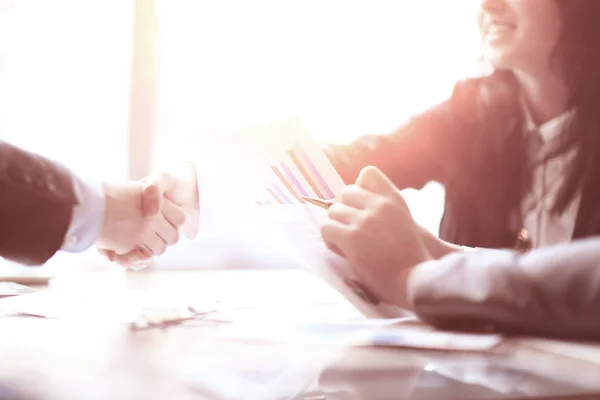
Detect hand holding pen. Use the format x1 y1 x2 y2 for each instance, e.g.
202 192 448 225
302 197 335 209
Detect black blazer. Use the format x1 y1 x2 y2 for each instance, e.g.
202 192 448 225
0 141 77 265
326 72 600 249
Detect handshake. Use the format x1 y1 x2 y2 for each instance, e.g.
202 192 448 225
95 163 199 269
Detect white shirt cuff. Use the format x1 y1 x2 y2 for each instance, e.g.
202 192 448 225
61 175 105 253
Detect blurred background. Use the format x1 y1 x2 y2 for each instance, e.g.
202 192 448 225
0 0 481 274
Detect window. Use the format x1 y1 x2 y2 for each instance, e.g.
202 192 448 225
0 0 133 179
0 0 134 273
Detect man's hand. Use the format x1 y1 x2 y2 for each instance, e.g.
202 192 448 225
102 163 199 268
141 162 199 237
320 166 432 308
95 181 186 265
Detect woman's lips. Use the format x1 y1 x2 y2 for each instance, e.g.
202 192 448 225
485 23 516 43
487 23 515 34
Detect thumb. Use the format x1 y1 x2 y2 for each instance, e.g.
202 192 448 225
97 247 115 262
141 171 177 217
355 166 397 194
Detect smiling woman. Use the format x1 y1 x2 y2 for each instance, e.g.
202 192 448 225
478 0 563 74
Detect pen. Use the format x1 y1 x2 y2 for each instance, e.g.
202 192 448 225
302 196 335 209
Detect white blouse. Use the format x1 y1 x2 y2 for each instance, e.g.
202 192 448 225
518 106 579 249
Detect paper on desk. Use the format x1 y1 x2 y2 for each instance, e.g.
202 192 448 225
0 290 218 323
0 291 134 321
215 319 502 352
365 328 503 352
216 318 411 346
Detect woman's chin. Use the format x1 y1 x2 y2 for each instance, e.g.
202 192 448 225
483 50 518 71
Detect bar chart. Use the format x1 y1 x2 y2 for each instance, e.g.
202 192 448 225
256 141 341 206
229 116 345 207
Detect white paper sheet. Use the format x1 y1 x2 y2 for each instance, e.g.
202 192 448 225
0 290 218 323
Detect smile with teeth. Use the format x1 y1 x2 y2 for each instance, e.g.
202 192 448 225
488 24 514 34
485 23 515 42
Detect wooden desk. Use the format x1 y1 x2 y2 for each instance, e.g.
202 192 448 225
1 270 600 400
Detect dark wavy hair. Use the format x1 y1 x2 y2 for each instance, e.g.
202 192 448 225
478 0 600 218
549 0 600 213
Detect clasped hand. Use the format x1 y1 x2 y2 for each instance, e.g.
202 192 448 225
96 163 198 268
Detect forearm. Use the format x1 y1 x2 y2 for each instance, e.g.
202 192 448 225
408 238 600 338
322 108 447 190
324 125 444 191
324 79 479 191
0 142 79 265
418 225 464 259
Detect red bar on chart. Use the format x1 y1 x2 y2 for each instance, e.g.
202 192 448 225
287 149 325 199
271 183 293 204
266 188 285 204
280 162 310 197
271 166 303 203
289 145 335 199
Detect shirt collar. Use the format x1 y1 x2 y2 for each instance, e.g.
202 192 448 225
521 97 575 143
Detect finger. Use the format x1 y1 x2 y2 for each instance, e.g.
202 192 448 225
110 248 153 268
355 166 398 194
97 248 115 262
142 183 162 217
327 202 360 226
338 184 373 209
152 212 181 246
161 197 187 228
141 171 178 216
321 220 350 257
143 233 168 256
326 242 346 258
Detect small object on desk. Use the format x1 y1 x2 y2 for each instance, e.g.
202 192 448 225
129 305 220 331
366 329 503 352
0 275 51 285
514 228 532 253
0 282 37 298
302 197 335 210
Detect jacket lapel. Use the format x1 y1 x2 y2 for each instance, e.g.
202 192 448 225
572 177 600 239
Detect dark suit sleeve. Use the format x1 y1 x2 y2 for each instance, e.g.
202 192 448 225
0 141 77 265
324 78 480 189
409 238 600 339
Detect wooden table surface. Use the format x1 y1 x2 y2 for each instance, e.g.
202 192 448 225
2 269 600 400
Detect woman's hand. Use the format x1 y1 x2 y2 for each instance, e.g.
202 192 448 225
321 166 432 308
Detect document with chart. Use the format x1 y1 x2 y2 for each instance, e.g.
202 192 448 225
236 117 410 319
